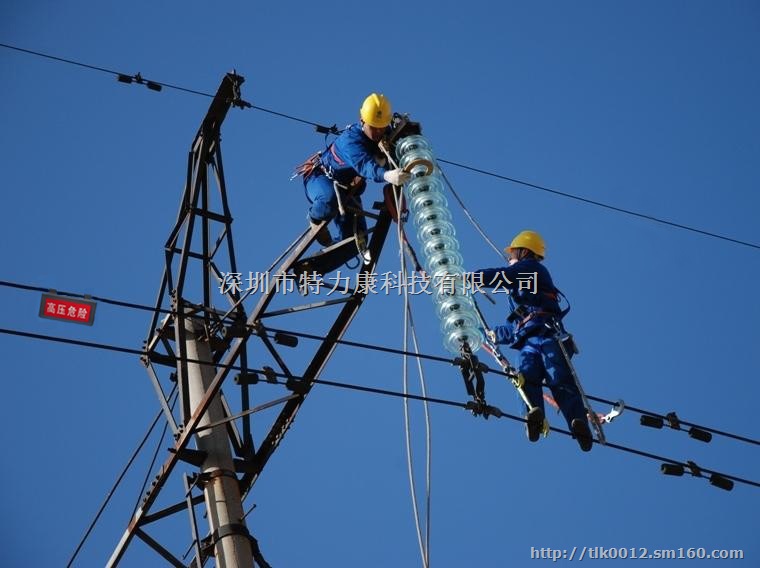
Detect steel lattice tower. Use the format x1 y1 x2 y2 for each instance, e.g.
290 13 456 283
107 72 417 567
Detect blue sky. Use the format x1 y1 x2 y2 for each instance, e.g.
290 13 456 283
1 1 758 566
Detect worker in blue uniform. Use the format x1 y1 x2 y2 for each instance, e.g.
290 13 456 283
295 93 410 249
473 230 593 451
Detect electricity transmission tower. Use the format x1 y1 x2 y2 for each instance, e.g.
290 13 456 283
107 72 415 567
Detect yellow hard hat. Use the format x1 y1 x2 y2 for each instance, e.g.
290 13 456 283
360 93 392 128
506 230 546 258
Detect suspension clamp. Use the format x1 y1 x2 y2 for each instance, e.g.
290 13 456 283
665 411 681 429
454 346 487 411
465 401 504 419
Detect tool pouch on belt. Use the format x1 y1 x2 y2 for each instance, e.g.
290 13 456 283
292 152 321 180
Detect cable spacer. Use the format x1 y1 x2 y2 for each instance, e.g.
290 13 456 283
709 473 734 492
660 463 685 476
235 372 259 385
688 427 712 443
273 332 298 348
640 415 664 429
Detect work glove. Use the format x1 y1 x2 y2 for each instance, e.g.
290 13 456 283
383 168 411 186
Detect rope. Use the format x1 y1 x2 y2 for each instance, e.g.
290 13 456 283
438 165 507 262
407 299 433 564
395 183 431 568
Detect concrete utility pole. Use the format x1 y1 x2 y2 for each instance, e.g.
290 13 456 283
184 314 252 567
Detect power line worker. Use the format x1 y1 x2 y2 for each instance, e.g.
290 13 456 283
473 230 593 451
294 93 410 249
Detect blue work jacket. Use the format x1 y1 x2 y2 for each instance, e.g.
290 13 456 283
319 122 388 186
475 258 565 347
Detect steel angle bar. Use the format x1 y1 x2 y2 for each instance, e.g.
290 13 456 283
134 528 186 568
194 394 299 434
109 223 319 566
256 332 295 379
142 495 205 526
241 208 392 493
260 296 354 318
183 475 205 568
219 391 244 455
145 362 179 435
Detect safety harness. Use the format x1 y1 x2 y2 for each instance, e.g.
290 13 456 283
293 145 371 261
505 287 571 348
293 145 367 196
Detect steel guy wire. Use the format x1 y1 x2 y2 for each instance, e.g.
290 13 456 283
131 389 179 517
65 384 176 568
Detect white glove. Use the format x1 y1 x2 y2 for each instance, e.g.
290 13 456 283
383 168 411 186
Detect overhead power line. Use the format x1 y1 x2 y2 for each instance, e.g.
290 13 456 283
265 326 760 447
0 42 211 97
435 158 759 250
1 42 757 251
0 325 757 490
1 278 757 447
0 279 170 315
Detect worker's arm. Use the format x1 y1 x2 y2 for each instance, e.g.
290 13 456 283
339 136 388 183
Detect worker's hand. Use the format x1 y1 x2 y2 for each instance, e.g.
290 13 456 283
383 168 411 186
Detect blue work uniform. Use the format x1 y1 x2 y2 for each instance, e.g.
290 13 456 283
475 259 587 428
303 122 388 242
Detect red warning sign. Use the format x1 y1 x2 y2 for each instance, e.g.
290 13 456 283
39 293 97 326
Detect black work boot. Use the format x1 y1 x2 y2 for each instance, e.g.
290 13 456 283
309 218 332 246
526 407 545 442
571 418 593 452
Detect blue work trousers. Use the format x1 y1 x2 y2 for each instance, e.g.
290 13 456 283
518 333 587 428
304 174 367 242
